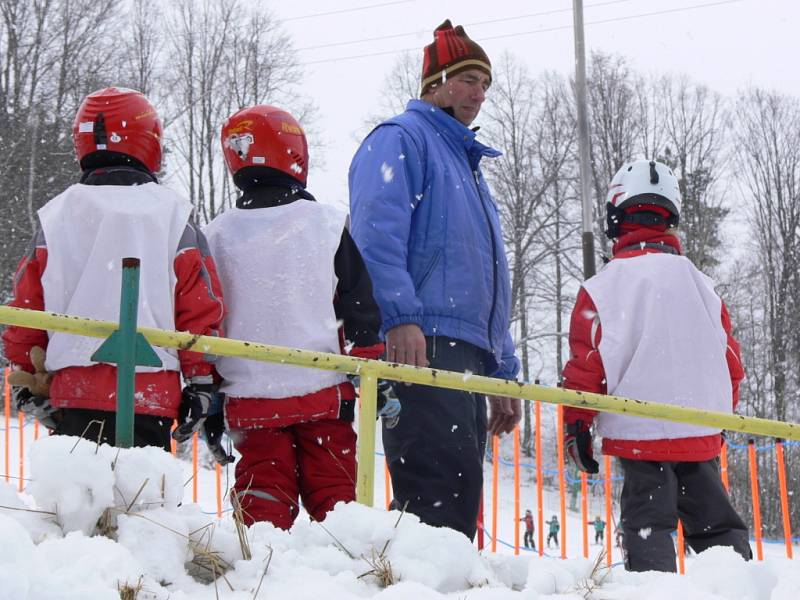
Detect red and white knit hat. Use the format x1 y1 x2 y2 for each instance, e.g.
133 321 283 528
421 20 491 95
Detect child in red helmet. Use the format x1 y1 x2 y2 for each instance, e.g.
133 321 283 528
562 159 751 572
3 87 225 452
206 105 386 529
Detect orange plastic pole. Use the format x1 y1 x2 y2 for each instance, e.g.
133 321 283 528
747 440 764 561
477 494 485 551
604 455 613 567
535 400 544 556
170 420 177 456
677 520 686 574
514 425 520 555
34 419 39 441
557 406 566 559
720 440 730 491
192 431 199 503
581 472 589 558
775 440 794 559
4 367 10 482
384 460 391 510
491 434 499 553
215 462 222 518
18 410 24 491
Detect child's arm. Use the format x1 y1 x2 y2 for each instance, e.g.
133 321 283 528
173 222 225 379
2 229 49 372
562 287 606 427
334 228 384 360
720 301 745 410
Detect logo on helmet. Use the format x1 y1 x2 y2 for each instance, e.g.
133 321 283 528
226 133 255 160
281 121 303 135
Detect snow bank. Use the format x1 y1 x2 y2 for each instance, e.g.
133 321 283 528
1 436 798 599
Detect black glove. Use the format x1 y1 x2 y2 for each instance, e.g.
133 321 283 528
565 420 599 474
202 412 234 465
13 386 61 430
173 376 215 443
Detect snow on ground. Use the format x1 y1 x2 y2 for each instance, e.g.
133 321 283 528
0 419 798 599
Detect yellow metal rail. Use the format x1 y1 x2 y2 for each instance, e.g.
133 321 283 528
2 305 799 506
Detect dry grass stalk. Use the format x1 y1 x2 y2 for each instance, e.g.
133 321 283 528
69 419 106 454
357 499 408 588
0 504 56 516
118 576 143 600
571 548 612 599
252 546 274 599
230 489 252 561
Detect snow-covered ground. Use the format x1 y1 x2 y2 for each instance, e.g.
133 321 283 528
1 418 798 599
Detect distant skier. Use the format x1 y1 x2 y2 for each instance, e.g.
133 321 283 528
205 105 387 529
520 509 535 549
3 87 224 451
546 515 560 548
591 516 606 545
562 159 751 572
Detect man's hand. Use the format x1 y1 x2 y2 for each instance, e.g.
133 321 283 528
487 395 522 436
385 324 429 367
565 420 599 474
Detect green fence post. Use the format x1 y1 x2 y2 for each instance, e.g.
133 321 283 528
91 258 161 448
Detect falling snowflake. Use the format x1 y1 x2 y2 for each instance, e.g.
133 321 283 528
381 162 394 183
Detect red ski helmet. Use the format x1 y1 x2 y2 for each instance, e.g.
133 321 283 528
220 105 308 186
72 87 162 173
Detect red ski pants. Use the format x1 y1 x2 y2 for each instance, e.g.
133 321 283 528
232 419 356 529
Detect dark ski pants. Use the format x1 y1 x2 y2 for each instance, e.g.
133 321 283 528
54 408 172 451
524 530 535 549
595 530 604 544
383 336 488 540
547 532 559 547
619 457 752 572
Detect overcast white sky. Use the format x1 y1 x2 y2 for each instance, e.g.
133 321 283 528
270 0 798 208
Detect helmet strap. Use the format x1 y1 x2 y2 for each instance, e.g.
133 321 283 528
605 202 678 239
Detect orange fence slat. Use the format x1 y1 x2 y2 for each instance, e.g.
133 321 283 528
384 460 391 510
747 440 764 561
557 405 566 559
192 431 199 504
4 367 10 482
775 440 794 560
215 462 222 518
720 440 730 492
513 425 520 555
535 400 543 556
491 434 499 553
581 472 588 559
676 519 686 574
18 410 24 491
604 455 613 567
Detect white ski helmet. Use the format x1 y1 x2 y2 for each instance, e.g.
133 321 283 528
605 159 681 238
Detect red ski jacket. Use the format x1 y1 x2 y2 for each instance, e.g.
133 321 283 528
3 169 225 419
562 229 744 462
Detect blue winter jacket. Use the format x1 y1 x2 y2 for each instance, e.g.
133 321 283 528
348 100 520 380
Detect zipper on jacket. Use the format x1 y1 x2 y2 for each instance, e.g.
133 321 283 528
473 168 499 359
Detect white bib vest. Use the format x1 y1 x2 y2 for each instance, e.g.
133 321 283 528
582 252 732 441
204 201 348 399
39 183 192 373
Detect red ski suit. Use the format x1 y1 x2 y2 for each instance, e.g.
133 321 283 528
562 229 744 462
3 195 224 420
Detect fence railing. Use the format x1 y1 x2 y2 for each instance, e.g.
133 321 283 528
0 304 798 565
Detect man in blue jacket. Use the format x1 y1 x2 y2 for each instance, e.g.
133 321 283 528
349 20 521 540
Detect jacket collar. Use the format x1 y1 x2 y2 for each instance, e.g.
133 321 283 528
611 229 683 258
406 99 501 162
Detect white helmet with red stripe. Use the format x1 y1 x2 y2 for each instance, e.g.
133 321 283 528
606 159 681 216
